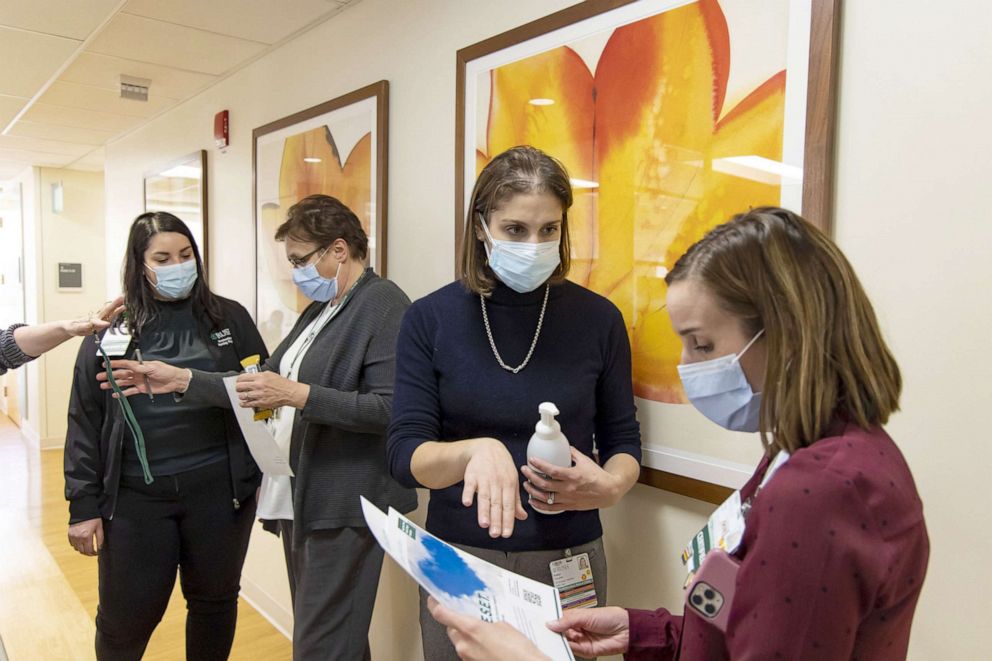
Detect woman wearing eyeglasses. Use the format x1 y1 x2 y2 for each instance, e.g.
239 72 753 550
105 195 416 661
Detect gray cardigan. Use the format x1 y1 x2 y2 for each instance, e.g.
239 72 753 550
0 323 32 375
183 270 418 542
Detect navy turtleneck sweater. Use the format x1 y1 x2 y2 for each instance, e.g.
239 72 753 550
387 279 642 552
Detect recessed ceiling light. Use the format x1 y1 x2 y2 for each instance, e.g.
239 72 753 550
570 178 599 189
529 98 555 106
303 157 322 163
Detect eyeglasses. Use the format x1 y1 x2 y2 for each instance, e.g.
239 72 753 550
287 246 328 269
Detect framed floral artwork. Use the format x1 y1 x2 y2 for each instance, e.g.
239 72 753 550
144 150 209 272
253 81 388 351
456 0 840 502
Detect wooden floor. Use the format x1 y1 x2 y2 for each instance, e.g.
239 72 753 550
0 415 292 660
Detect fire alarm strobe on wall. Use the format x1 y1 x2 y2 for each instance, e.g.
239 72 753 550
214 110 229 150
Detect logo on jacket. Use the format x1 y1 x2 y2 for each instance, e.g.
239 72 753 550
210 328 233 347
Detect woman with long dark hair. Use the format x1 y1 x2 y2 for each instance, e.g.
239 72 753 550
65 211 267 660
101 195 417 661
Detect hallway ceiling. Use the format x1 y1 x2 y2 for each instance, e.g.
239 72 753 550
0 0 359 180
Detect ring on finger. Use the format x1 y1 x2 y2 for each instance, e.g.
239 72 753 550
547 491 555 506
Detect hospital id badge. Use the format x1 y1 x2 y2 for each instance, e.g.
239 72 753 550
681 490 745 582
97 327 132 357
550 552 597 610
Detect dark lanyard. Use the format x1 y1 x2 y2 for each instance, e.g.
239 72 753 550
287 268 368 378
96 339 153 484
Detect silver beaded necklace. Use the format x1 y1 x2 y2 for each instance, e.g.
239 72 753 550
480 284 550 374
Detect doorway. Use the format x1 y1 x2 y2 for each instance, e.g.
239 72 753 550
0 182 26 426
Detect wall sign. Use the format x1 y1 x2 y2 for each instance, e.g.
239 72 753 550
57 262 83 291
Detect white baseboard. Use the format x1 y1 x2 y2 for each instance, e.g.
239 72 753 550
41 435 63 450
240 575 293 640
19 420 40 449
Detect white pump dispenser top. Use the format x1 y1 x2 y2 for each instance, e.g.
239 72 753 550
535 402 562 439
527 402 571 515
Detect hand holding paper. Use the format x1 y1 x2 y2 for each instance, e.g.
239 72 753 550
427 597 554 661
360 497 574 661
223 376 292 476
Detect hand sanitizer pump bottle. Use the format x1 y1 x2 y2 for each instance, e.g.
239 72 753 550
527 402 571 515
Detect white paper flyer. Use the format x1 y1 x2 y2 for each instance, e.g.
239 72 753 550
360 497 574 661
222 376 292 476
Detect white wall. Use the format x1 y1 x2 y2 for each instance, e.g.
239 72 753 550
37 168 107 447
3 168 107 447
101 0 991 659
13 167 42 444
0 180 26 420
830 2 992 657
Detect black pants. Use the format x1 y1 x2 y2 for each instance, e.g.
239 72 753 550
95 460 256 661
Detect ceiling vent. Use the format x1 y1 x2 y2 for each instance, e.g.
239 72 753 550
120 75 150 101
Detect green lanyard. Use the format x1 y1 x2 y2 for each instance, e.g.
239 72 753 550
96 339 153 484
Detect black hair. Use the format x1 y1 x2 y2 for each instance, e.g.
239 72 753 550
121 212 224 336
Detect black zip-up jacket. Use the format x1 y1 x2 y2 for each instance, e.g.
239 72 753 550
64 296 267 524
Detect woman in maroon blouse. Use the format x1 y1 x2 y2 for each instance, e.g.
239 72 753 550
428 207 929 660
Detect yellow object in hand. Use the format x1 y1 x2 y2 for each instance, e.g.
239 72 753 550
240 354 273 421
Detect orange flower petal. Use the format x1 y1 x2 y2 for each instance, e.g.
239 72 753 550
258 126 374 314
478 1 790 402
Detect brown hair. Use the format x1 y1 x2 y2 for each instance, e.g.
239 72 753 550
666 207 901 454
275 194 368 261
459 145 573 294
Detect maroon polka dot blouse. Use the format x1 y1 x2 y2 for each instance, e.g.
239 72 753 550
625 422 929 660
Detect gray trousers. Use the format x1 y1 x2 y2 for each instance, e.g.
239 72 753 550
279 521 384 661
419 537 607 661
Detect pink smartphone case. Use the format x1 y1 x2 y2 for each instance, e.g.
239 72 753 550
685 549 740 632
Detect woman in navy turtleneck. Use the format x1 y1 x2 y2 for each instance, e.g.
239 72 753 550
387 145 643 661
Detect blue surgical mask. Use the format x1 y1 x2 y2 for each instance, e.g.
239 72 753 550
149 260 198 300
481 219 560 293
678 329 765 432
292 247 338 302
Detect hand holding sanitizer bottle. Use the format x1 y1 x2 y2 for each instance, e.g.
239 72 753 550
527 402 571 515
